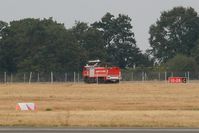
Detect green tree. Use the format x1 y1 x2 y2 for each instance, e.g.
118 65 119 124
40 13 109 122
0 21 8 71
71 22 107 66
149 7 199 63
166 54 198 72
0 21 7 37
92 13 145 68
0 18 81 72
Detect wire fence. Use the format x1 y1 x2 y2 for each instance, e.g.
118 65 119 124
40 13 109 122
0 71 198 84
0 72 82 83
121 71 194 81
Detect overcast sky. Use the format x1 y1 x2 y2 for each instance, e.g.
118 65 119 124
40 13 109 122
0 0 199 51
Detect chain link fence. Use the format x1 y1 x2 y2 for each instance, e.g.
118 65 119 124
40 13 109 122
0 71 198 83
121 71 193 81
0 72 83 83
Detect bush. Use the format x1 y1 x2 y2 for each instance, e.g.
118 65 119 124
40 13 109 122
166 54 198 72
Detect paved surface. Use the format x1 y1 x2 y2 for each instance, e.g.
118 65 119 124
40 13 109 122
0 128 199 133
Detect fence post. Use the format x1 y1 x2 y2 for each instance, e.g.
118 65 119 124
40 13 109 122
165 72 167 83
96 72 98 84
132 72 134 81
188 71 190 83
171 72 174 77
10 73 13 83
4 72 6 83
65 73 67 82
24 73 26 83
29 72 32 84
142 72 144 82
145 72 147 81
77 73 80 83
158 72 161 81
37 73 40 82
74 72 76 83
51 72 53 84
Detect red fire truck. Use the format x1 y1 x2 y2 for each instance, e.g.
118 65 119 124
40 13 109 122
82 60 121 83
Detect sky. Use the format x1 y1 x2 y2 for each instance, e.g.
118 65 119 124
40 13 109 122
0 0 199 51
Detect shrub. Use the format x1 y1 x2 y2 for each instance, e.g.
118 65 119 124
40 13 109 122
166 54 198 72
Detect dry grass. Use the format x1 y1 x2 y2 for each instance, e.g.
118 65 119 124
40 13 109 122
0 82 199 127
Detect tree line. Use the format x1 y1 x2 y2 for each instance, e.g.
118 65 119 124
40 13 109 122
0 6 199 73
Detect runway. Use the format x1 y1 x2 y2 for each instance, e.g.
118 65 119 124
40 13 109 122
0 128 199 133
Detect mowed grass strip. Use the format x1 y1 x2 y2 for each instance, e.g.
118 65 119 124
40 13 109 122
0 82 199 127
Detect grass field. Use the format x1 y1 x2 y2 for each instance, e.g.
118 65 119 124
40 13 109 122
1 82 199 127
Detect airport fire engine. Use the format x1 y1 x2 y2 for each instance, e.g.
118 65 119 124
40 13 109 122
82 60 121 83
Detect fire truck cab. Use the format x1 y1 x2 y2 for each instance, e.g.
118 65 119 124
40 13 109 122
82 60 121 83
